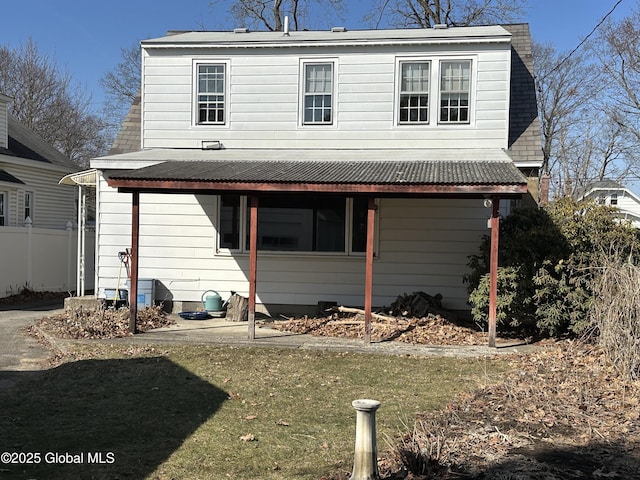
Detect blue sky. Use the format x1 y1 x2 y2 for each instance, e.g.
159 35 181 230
0 0 634 113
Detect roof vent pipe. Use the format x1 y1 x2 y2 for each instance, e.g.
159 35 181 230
283 16 290 36
433 23 448 29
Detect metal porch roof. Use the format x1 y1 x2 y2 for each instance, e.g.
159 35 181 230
104 150 528 196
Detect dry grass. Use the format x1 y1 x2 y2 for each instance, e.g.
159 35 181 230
0 343 498 480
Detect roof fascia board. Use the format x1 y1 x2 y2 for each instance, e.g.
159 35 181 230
107 178 527 196
142 37 511 50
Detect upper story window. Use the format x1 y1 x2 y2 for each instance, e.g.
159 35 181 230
439 60 471 123
197 64 226 124
399 62 430 124
303 63 333 125
610 193 618 205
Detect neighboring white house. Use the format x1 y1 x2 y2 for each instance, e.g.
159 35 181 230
0 93 91 295
91 24 543 317
578 180 640 229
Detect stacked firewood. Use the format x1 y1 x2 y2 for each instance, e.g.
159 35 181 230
380 291 456 321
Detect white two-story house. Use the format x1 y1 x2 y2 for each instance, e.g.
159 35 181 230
92 23 542 323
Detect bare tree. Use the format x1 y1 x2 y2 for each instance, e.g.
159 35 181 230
99 43 141 139
210 0 345 31
366 0 528 28
0 38 108 166
592 10 640 145
532 41 602 197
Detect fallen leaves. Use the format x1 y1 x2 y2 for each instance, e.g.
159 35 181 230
381 341 640 479
270 313 488 345
30 305 175 339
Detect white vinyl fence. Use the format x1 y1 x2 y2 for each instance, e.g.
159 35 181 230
0 222 95 297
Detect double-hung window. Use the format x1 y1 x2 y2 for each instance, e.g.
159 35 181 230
303 63 333 125
218 194 370 254
439 60 471 123
197 64 226 124
399 62 430 124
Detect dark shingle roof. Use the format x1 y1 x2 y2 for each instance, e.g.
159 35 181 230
0 169 25 184
502 24 543 164
0 115 77 170
108 95 141 155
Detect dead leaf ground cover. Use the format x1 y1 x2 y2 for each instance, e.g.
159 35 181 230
269 313 511 345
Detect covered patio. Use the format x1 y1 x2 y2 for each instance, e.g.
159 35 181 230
103 148 528 347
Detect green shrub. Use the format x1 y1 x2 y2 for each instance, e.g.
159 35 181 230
466 197 640 337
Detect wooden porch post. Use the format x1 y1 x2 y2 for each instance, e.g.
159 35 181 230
248 195 258 340
488 196 500 348
364 197 376 344
129 191 140 334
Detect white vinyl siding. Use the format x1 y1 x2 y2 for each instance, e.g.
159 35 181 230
96 179 487 311
141 44 510 150
0 161 76 229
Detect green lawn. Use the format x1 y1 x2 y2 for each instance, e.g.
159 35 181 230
0 344 503 479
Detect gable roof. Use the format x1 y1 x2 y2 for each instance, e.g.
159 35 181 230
107 24 542 167
0 115 77 171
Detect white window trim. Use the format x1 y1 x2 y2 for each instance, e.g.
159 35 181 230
215 195 378 257
299 58 338 128
192 59 231 128
216 195 247 254
437 58 475 126
394 55 476 127
394 57 435 127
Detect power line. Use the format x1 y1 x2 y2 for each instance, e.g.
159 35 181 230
540 0 625 81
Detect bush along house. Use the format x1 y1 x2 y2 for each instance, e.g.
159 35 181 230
91 23 543 344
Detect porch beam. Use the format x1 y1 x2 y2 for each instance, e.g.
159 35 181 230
248 195 258 340
488 196 500 348
129 191 140 334
364 197 376 345
110 180 528 197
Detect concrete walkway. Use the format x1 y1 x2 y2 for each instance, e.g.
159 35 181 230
0 304 534 382
0 302 65 372
124 316 528 357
